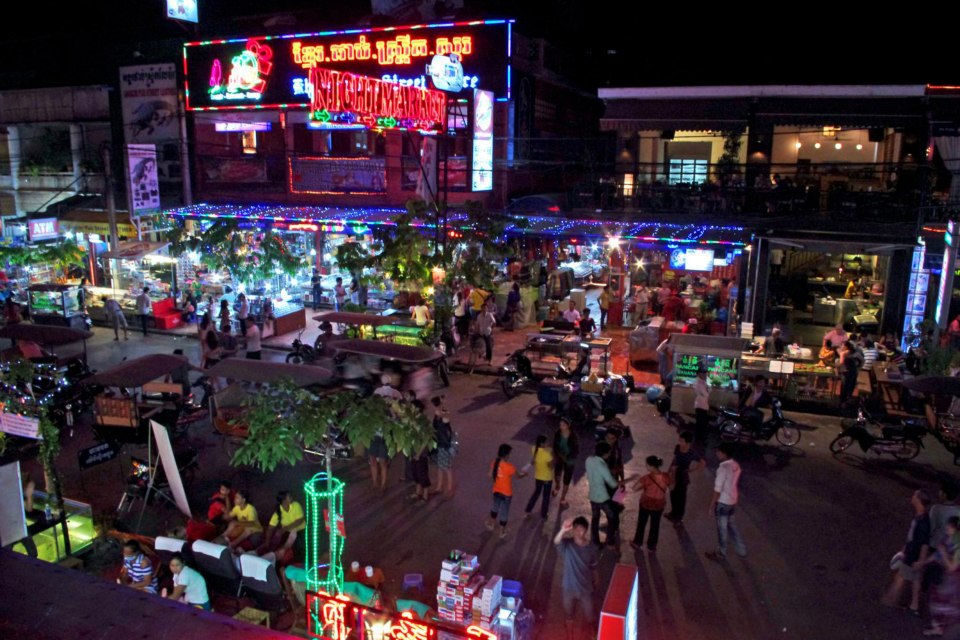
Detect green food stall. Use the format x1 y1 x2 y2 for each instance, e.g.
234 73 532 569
669 334 751 414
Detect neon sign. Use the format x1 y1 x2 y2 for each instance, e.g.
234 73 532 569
209 39 274 102
306 591 498 640
183 20 512 111
308 67 446 132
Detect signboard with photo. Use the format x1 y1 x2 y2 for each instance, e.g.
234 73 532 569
126 144 161 212
119 64 179 145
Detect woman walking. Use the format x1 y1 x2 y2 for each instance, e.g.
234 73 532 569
198 312 213 367
630 455 673 553
524 434 554 519
218 299 231 333
552 419 579 509
431 396 457 497
924 516 960 636
486 444 526 539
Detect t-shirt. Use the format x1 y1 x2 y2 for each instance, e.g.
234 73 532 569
174 566 209 605
562 308 581 323
230 503 262 532
335 284 347 302
579 317 596 335
862 347 878 371
671 446 703 486
136 293 152 315
585 455 617 503
268 501 306 532
245 324 261 352
929 502 960 547
557 539 598 596
412 305 430 326
904 513 932 565
470 288 489 311
638 472 670 511
694 376 710 411
491 459 516 496
531 446 554 482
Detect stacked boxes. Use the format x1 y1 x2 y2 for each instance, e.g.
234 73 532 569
474 574 502 630
436 550 481 625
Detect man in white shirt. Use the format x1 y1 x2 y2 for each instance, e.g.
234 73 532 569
477 303 497 363
562 300 581 325
245 322 262 360
237 293 249 336
706 443 746 561
135 287 152 336
167 553 210 610
334 277 347 311
694 367 711 441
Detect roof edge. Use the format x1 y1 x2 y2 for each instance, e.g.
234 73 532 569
599 85 929 100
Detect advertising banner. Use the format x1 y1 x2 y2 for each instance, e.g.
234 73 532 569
126 144 161 212
0 412 41 439
471 89 494 191
290 156 386 194
166 0 198 23
184 20 512 111
119 64 179 145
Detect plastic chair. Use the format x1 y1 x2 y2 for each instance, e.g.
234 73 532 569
402 573 424 594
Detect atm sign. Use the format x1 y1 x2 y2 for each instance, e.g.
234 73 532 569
29 218 59 241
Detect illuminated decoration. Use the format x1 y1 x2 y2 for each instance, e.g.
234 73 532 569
426 54 465 92
208 39 274 102
306 590 499 640
471 90 494 191
213 121 271 132
305 473 345 597
307 67 446 133
162 204 749 246
183 20 512 111
166 0 198 24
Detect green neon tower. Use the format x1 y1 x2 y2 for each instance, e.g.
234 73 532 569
305 472 345 596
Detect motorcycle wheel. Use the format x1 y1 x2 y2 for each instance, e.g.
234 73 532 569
501 377 518 398
893 439 922 461
286 352 304 364
718 420 741 442
775 422 801 446
829 433 855 455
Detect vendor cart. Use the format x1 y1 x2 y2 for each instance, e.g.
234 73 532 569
27 284 86 330
668 334 751 415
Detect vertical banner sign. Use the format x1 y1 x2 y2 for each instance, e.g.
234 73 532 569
127 144 161 212
119 64 179 145
150 421 191 518
937 220 958 331
416 137 438 203
902 242 929 352
471 89 494 191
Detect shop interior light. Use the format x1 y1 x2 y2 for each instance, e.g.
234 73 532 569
835 142 842 150
795 141 802 149
856 144 863 150
814 142 821 149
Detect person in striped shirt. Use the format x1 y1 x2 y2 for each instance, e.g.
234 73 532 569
861 339 879 371
120 540 158 594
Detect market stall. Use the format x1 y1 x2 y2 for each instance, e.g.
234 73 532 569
740 352 841 408
669 334 751 414
11 491 96 563
87 242 176 326
27 284 85 329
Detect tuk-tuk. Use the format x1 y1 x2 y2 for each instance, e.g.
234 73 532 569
330 338 449 395
312 311 396 342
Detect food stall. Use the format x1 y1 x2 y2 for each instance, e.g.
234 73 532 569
27 284 86 329
669 334 751 414
87 242 177 326
11 491 96 563
740 350 841 408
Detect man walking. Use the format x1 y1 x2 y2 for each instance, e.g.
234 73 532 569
477 302 497 364
705 443 746 561
882 489 931 616
585 442 622 548
237 293 249 336
554 517 599 640
666 432 703 525
311 269 323 311
694 366 711 441
135 287 152 336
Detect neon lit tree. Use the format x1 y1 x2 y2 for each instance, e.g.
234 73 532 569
305 472 345 596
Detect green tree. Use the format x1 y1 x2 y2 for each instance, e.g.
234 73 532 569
716 128 745 188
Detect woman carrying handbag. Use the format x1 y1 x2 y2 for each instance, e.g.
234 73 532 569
630 455 673 553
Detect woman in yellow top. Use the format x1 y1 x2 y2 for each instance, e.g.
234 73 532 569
524 435 555 519
223 489 262 552
262 490 306 558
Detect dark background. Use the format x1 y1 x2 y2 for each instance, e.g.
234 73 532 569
2 1 953 90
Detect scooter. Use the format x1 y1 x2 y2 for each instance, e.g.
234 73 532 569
717 398 802 447
286 329 319 364
427 337 451 388
830 405 926 460
501 348 576 398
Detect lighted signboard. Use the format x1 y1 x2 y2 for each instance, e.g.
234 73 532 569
166 0 198 23
306 590 497 640
183 20 513 111
213 121 272 132
669 248 715 271
471 89 494 191
936 220 958 330
118 64 179 145
126 144 161 212
902 242 928 351
28 218 59 242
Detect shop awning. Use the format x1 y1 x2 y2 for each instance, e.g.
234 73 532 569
59 209 137 238
205 358 334 386
84 354 192 388
312 311 395 327
100 241 170 260
0 324 92 346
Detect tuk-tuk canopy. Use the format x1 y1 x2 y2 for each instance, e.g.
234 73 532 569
312 311 395 327
332 339 442 363
84 354 192 388
0 324 93 346
205 358 334 387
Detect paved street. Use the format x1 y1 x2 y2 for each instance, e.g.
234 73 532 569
15 326 960 639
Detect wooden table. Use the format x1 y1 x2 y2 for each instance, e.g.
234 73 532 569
875 367 907 413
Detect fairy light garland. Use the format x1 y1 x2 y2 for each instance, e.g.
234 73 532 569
0 361 70 417
305 472 346 603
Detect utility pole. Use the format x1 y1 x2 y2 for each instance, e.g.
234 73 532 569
101 145 120 289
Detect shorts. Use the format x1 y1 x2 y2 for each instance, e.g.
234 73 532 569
555 463 574 487
899 561 921 581
368 435 388 460
562 590 594 622
433 446 455 470
411 456 431 488
491 492 512 524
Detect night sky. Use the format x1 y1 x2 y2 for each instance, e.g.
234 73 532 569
2 1 955 90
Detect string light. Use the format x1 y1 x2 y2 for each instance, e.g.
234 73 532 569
305 472 346 601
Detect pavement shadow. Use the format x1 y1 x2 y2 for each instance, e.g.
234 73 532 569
458 389 513 414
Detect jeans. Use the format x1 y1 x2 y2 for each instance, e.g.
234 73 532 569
695 408 711 440
312 287 322 310
490 492 512 525
841 370 858 403
238 317 247 336
715 502 746 558
634 508 663 549
561 590 595 622
599 307 608 329
669 481 689 520
139 314 149 335
525 479 552 518
481 334 493 361
590 499 619 546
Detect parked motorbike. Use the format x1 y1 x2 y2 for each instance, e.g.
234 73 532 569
287 329 319 364
830 403 926 460
717 398 802 446
501 349 566 398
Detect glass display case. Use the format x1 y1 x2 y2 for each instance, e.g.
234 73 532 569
28 284 85 328
668 334 752 414
11 491 96 563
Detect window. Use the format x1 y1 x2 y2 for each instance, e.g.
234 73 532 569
241 131 257 155
667 159 708 185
